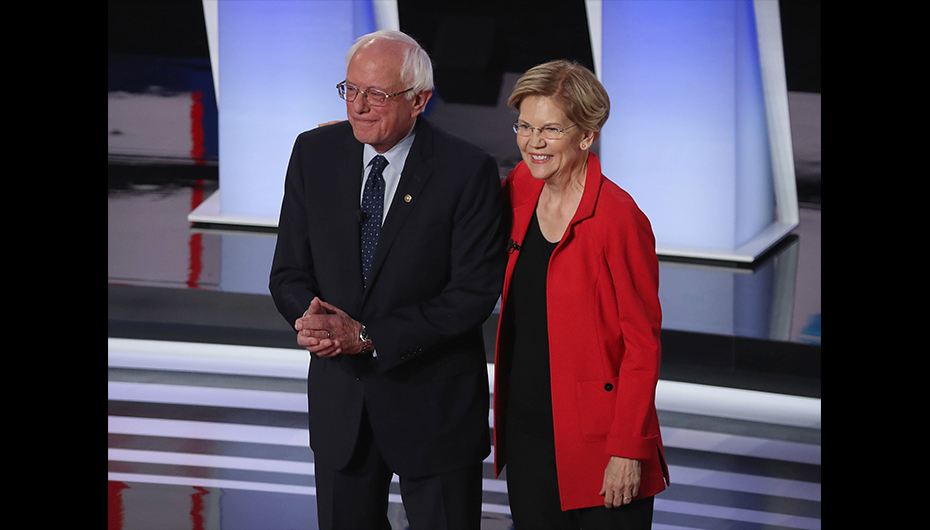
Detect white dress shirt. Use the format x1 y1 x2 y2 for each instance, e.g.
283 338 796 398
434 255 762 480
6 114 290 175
360 125 416 224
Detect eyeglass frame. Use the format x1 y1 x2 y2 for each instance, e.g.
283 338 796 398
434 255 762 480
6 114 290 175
337 81 414 106
512 121 578 139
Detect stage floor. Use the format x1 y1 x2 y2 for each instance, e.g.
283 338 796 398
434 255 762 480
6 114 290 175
108 335 820 530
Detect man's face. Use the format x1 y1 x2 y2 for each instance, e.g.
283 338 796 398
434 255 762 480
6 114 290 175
345 40 431 153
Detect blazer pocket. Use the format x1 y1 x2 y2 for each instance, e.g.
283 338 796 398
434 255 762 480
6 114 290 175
575 376 619 442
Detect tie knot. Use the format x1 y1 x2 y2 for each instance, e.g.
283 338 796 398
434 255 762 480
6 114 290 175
370 155 388 175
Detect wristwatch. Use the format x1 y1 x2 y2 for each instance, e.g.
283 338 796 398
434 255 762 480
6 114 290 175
358 324 374 354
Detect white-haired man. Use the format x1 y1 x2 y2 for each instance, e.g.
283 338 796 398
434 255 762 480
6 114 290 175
270 30 506 530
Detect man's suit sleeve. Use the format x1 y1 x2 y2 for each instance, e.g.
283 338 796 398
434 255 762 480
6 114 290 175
269 134 319 326
366 152 507 371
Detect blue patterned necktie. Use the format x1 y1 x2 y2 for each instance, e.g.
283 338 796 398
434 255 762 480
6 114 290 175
360 155 388 287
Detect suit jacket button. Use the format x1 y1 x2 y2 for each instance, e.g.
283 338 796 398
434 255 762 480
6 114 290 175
604 383 613 391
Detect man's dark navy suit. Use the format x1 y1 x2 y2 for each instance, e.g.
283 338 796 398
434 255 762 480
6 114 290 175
270 117 506 484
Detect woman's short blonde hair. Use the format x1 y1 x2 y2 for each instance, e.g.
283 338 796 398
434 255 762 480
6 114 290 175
508 60 610 136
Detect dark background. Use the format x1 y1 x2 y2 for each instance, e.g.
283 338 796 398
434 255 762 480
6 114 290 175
108 0 821 95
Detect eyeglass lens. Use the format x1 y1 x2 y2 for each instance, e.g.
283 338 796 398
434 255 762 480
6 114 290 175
513 123 569 139
338 84 390 106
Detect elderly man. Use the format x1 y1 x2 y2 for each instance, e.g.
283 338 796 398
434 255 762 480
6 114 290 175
269 30 506 530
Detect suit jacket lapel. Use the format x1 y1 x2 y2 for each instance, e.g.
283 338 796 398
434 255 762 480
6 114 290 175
363 119 434 296
501 166 542 304
510 167 543 253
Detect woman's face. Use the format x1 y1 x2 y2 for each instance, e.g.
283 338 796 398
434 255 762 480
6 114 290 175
516 96 593 183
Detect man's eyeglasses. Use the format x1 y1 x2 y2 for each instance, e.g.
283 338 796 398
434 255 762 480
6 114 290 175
512 122 578 140
337 81 413 106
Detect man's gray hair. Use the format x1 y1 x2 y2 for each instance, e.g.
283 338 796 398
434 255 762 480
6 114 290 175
346 30 434 98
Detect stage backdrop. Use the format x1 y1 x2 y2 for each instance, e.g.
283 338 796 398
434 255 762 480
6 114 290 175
190 0 398 227
192 0 796 264
591 0 797 262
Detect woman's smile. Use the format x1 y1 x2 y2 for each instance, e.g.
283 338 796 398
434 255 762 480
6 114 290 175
517 96 591 183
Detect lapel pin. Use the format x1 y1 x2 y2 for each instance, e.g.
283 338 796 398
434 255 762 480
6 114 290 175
404 194 412 203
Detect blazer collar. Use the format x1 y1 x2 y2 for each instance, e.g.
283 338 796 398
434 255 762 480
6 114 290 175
574 151 603 224
510 151 603 244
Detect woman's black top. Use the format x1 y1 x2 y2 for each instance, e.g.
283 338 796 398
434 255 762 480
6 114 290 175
506 211 558 440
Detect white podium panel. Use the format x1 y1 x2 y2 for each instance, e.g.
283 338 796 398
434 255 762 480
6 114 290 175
594 0 797 263
191 0 394 228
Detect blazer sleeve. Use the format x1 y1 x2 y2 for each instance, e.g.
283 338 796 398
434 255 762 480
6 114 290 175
603 196 664 461
269 134 320 326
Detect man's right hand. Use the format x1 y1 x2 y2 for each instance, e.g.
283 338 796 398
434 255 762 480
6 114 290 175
294 297 364 356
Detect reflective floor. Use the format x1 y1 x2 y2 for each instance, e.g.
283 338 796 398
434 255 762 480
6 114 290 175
108 337 820 530
109 54 820 530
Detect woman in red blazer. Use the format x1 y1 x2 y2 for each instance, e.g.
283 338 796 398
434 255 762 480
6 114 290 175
494 61 669 529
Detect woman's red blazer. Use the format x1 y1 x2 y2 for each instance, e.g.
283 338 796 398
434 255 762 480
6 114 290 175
493 152 670 511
